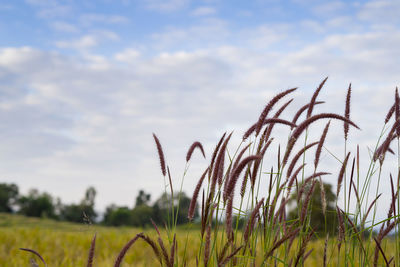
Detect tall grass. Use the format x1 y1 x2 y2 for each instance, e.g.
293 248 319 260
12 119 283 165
19 79 400 266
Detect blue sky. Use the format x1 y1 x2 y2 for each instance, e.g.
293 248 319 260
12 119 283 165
0 0 400 221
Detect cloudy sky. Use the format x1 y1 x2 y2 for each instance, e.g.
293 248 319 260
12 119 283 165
0 0 399 219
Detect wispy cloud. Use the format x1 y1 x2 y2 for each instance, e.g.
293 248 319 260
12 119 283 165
358 0 400 24
55 35 98 50
51 21 79 33
143 0 189 11
191 6 217 16
26 0 72 18
55 31 119 51
79 14 130 26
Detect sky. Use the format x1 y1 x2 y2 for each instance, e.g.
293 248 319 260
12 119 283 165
0 0 400 220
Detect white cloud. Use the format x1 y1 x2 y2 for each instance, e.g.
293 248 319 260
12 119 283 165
143 0 189 11
79 14 130 26
56 35 98 50
191 6 217 16
25 0 72 18
114 48 141 63
358 0 400 24
51 21 79 33
150 18 229 50
312 1 346 16
55 31 119 51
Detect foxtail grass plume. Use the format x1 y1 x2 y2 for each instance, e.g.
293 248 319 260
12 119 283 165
286 141 318 178
87 234 96 267
307 77 328 118
344 83 351 140
385 103 395 124
361 194 382 227
157 236 170 265
219 246 243 266
19 248 47 267
169 235 176 267
232 143 252 172
153 133 166 176
250 139 273 188
244 198 264 242
337 152 350 197
373 118 400 162
211 133 232 196
262 98 294 140
292 101 324 127
186 141 206 162
224 155 261 201
396 87 400 135
204 225 211 266
254 87 297 136
225 196 234 241
283 113 359 165
286 163 306 198
209 132 226 174
139 234 163 265
315 121 330 169
336 207 345 252
114 233 143 267
319 177 327 217
300 179 317 223
243 118 297 140
188 168 209 220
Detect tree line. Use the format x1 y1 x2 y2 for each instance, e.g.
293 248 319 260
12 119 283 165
0 181 343 234
0 183 197 227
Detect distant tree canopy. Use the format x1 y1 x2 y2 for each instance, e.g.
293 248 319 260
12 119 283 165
135 190 151 207
0 183 19 212
0 183 197 228
287 180 338 235
18 189 57 219
103 190 198 227
59 186 97 223
103 205 133 226
152 192 197 225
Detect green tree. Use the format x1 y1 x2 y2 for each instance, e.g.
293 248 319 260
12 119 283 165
130 190 153 227
287 180 338 235
18 189 57 219
0 183 19 212
152 192 197 225
135 190 151 207
103 205 133 226
131 205 153 227
60 187 97 223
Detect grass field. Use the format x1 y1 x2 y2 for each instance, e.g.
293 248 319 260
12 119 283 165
0 213 200 266
0 213 396 266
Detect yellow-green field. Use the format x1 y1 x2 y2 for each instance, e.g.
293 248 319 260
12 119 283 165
0 213 395 266
0 213 199 266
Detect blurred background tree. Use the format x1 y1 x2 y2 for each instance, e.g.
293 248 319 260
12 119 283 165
135 190 151 207
152 192 197 225
103 204 133 226
17 189 57 219
59 186 97 223
287 180 338 236
0 183 19 213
